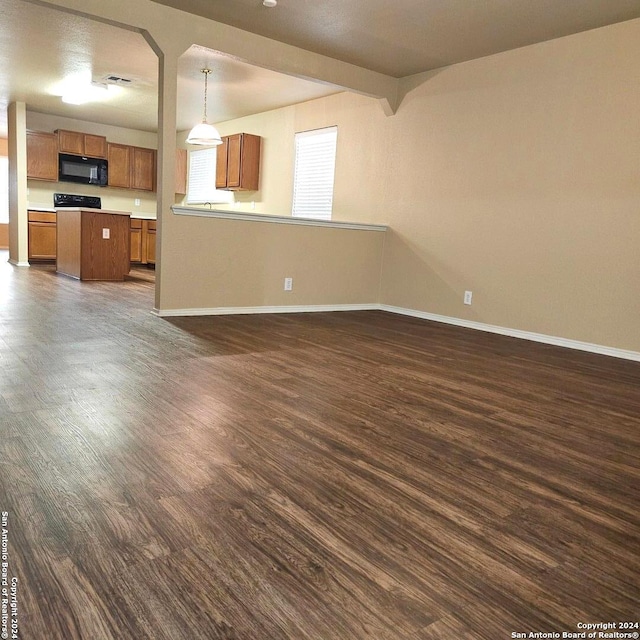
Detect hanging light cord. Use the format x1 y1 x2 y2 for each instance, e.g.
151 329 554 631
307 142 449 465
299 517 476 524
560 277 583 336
201 68 211 124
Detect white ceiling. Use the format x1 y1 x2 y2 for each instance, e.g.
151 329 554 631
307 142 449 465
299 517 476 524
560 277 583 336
1 0 639 137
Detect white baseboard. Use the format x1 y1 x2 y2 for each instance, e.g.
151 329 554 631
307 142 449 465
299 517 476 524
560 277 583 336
153 303 379 317
380 304 640 362
8 259 30 267
151 301 640 362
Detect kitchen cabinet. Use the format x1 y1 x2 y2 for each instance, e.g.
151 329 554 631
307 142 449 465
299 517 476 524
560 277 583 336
57 129 107 158
107 143 132 189
175 148 187 195
107 144 156 192
57 208 130 281
130 218 156 265
130 218 143 262
26 131 58 181
216 133 260 191
146 221 157 265
28 211 57 261
131 147 156 191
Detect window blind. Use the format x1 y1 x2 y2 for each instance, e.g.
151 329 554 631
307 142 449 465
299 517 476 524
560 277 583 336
186 147 233 205
292 126 337 220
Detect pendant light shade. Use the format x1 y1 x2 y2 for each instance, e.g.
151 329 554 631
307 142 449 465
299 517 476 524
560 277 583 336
186 69 222 146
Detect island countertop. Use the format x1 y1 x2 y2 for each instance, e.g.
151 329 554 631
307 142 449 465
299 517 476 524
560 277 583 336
54 207 132 216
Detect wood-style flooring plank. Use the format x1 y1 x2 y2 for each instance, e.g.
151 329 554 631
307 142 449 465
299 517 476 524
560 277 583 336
0 254 639 639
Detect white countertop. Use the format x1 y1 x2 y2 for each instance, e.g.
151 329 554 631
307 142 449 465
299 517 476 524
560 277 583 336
27 205 155 220
55 207 132 216
130 213 157 220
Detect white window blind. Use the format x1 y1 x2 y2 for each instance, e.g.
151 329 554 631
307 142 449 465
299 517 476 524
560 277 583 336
0 157 8 224
292 126 337 220
186 147 233 205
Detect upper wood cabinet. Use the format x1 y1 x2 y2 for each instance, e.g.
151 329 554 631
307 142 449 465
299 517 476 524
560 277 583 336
26 131 58 181
131 147 156 192
107 143 156 192
107 143 131 189
175 148 187 195
56 129 107 158
216 133 260 191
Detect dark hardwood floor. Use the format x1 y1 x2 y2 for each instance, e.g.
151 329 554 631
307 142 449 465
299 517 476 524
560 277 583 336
1 252 639 639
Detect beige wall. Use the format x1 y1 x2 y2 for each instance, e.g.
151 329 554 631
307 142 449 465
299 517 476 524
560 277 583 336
205 93 390 222
0 138 6 247
379 19 640 352
160 215 385 311
182 19 639 353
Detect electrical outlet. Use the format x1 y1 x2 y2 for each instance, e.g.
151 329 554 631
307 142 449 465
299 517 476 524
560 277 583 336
464 290 473 305
284 277 293 291
102 228 110 239
134 198 141 206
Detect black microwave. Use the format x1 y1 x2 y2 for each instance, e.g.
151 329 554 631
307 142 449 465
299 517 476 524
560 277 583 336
58 153 108 186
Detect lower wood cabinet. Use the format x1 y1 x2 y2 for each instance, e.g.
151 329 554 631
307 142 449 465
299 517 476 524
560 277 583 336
146 221 156 265
130 219 143 262
28 211 57 261
130 218 156 265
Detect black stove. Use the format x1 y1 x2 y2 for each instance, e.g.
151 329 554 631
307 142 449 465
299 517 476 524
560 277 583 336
54 193 102 209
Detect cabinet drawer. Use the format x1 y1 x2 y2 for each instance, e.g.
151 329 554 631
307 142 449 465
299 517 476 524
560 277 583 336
130 219 143 229
28 211 56 223
147 221 157 231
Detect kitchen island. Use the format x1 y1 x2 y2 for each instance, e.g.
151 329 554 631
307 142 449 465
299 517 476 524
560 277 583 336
56 207 131 281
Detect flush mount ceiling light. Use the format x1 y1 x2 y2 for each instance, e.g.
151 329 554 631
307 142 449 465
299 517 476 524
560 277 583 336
60 80 111 105
186 68 222 146
263 0 277 7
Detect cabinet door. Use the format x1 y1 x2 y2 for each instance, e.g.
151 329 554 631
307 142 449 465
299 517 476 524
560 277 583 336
83 134 107 158
28 222 57 260
130 219 143 263
107 143 131 189
238 134 260 191
175 148 187 195
57 130 84 155
145 225 156 265
215 137 229 188
131 147 156 192
26 131 58 181
226 134 242 189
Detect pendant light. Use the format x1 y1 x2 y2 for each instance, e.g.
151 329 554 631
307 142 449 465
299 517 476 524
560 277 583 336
186 68 222 146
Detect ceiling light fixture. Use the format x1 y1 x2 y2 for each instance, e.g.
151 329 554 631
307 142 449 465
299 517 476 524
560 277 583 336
186 68 222 146
263 0 277 7
60 80 110 105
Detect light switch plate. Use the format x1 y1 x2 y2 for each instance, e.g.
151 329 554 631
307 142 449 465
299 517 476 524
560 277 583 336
102 228 110 239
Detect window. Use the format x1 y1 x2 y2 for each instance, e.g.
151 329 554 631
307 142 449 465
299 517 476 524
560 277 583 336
292 126 337 220
186 147 233 205
0 156 8 224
